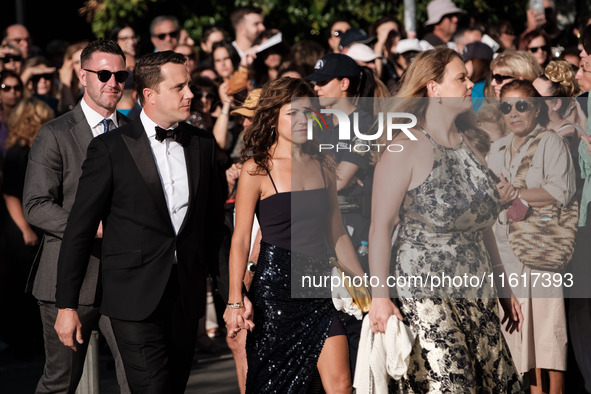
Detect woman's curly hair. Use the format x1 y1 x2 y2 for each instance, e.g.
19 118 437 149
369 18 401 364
542 60 577 97
241 77 334 174
6 97 54 148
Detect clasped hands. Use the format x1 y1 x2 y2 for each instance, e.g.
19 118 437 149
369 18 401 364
496 173 519 205
223 294 255 338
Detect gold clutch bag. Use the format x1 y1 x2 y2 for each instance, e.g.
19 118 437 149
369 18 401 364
329 257 371 313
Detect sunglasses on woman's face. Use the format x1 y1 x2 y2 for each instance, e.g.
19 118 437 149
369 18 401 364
528 45 549 53
499 100 530 115
1 54 23 63
31 73 54 83
492 73 514 84
0 83 22 92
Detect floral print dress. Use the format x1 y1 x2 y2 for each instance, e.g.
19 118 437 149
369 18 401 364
391 128 521 393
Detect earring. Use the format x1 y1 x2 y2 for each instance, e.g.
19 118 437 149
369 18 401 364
271 125 276 138
438 97 442 104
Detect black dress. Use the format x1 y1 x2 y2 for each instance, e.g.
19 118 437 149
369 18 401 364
0 144 43 355
245 171 344 393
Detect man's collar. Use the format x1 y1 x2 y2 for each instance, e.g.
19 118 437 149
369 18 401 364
80 97 118 128
140 110 179 138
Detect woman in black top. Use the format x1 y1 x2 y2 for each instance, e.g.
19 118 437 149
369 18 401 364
224 77 364 393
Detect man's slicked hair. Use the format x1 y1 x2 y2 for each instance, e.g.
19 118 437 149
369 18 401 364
230 6 262 30
80 39 126 69
134 50 186 104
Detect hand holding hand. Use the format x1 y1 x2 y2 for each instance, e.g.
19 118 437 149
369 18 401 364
223 294 255 338
497 174 517 205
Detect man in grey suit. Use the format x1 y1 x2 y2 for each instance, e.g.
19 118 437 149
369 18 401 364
23 39 129 394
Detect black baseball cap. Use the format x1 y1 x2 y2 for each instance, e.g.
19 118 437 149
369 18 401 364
461 42 493 62
338 28 376 51
306 53 362 82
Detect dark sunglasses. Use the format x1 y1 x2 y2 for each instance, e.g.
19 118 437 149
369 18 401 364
528 45 549 53
2 54 23 63
31 73 54 83
499 100 531 115
332 30 344 37
155 31 179 40
0 83 22 92
491 73 514 84
182 53 196 61
84 69 129 83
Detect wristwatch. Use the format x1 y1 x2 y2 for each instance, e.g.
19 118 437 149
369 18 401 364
247 261 257 274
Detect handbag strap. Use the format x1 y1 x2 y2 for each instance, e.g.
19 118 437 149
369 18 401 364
511 130 553 190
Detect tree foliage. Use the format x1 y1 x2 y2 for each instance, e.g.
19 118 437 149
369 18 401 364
83 0 532 44
80 0 158 38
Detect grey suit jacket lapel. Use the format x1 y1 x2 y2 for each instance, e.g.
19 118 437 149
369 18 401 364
67 104 94 155
121 119 175 231
67 104 130 154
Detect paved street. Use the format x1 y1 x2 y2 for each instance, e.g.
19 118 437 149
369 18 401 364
0 336 239 393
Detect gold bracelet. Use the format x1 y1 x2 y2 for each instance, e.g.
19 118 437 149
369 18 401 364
226 302 244 309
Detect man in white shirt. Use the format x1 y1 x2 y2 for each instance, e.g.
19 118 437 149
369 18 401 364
230 6 265 58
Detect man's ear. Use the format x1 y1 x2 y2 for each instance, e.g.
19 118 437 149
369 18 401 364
143 88 156 105
79 68 87 88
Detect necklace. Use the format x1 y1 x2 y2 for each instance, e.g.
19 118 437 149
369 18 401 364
511 136 526 152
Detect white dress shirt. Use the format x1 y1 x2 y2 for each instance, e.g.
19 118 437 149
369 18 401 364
231 41 245 58
80 98 119 137
140 111 189 235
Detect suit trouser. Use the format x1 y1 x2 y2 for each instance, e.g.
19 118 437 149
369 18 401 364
110 266 198 394
36 302 130 394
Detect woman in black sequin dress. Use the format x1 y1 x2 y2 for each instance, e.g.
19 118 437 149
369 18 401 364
224 78 365 393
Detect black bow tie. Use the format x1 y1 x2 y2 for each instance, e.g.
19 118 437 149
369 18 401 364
155 125 187 146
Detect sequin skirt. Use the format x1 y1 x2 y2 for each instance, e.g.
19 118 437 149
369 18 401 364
245 241 340 394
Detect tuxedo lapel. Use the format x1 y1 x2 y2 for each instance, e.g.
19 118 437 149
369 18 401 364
68 104 94 155
177 125 200 235
116 111 130 127
121 119 174 230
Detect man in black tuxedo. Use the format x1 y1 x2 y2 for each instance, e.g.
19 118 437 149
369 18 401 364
54 51 223 393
